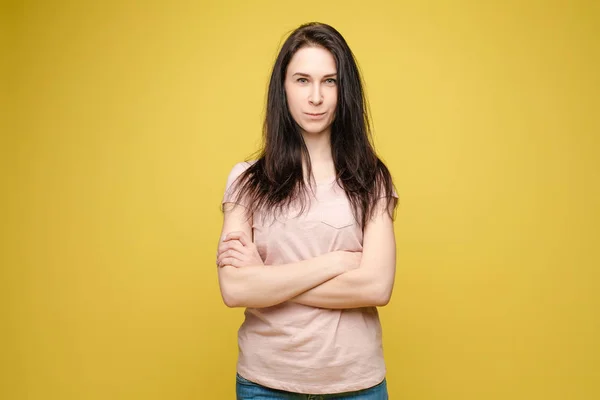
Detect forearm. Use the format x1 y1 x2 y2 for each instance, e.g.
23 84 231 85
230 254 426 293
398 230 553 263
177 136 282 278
290 266 394 309
218 255 345 308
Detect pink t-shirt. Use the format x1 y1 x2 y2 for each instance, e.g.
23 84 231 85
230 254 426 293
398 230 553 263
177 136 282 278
222 161 388 394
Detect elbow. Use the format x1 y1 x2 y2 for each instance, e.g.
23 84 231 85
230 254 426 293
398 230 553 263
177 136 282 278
360 265 395 307
218 273 244 308
223 297 240 308
218 266 246 308
371 282 393 307
221 288 241 308
220 284 264 308
222 291 270 309
373 293 391 307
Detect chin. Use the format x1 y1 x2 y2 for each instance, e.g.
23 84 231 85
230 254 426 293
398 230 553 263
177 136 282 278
302 128 330 136
301 124 333 136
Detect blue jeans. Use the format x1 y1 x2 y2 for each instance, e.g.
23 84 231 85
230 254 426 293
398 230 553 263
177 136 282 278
236 373 388 399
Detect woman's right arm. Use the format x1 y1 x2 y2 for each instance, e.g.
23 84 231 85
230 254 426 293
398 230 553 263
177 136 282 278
216 202 354 308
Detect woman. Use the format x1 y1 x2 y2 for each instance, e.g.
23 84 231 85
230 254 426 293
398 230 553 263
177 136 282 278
216 22 398 399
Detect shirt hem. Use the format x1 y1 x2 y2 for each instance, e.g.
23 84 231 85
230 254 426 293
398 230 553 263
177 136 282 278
236 368 387 395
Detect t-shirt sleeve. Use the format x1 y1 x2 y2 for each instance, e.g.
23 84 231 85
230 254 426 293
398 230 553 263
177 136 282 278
377 181 399 199
222 162 252 208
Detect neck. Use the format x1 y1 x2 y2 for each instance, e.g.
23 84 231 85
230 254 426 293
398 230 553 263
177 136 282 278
301 129 335 183
301 129 332 163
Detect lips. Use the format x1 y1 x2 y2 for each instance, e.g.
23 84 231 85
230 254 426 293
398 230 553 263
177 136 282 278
305 112 326 118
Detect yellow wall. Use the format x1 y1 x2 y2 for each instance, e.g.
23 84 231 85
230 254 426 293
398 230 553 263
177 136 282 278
3 1 599 399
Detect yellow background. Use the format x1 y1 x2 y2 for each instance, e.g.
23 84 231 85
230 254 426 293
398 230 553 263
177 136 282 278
2 0 599 399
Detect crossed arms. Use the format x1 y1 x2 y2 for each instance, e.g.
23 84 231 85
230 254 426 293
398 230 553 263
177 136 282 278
216 199 397 310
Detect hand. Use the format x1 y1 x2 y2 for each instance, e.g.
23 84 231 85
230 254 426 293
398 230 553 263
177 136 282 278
216 231 264 268
327 250 362 272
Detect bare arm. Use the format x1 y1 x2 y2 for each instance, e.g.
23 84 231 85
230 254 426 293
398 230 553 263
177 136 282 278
289 198 397 309
216 202 354 308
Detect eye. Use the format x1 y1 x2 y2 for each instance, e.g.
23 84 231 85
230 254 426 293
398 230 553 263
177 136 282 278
325 78 337 85
297 78 308 83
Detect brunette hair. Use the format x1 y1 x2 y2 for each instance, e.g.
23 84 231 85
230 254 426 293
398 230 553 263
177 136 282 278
226 22 397 227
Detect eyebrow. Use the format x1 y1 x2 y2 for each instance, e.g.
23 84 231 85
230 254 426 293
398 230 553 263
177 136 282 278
292 72 338 78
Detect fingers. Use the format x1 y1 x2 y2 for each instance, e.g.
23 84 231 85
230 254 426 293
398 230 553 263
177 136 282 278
217 248 245 267
216 232 255 267
218 257 239 268
217 239 245 255
223 231 250 247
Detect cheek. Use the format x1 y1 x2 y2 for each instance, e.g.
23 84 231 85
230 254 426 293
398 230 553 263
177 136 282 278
286 88 304 116
330 97 338 110
283 89 300 123
327 88 338 107
284 85 293 103
328 93 338 120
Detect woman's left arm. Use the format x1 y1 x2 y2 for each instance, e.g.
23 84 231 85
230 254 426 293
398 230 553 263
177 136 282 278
289 198 397 309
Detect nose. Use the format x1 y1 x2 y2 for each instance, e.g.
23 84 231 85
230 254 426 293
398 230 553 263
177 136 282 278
308 83 323 106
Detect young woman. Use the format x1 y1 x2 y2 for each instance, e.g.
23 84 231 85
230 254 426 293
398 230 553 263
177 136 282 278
216 22 398 399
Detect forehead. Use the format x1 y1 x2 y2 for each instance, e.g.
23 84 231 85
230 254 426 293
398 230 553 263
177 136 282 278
286 46 337 76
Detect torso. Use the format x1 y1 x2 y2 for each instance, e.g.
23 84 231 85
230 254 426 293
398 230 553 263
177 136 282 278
236 172 386 394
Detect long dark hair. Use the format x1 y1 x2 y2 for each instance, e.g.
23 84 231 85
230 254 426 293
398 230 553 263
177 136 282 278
228 22 397 228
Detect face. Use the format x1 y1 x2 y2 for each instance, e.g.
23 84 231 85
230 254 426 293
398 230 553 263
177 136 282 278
284 46 338 137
